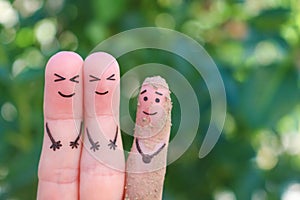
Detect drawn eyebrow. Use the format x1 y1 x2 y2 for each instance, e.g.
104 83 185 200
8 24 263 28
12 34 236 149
70 75 79 83
155 91 163 96
54 73 66 82
89 75 100 82
141 89 147 94
106 74 115 80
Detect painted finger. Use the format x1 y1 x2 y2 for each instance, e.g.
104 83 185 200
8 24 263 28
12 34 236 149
37 52 83 199
80 52 125 200
125 76 172 200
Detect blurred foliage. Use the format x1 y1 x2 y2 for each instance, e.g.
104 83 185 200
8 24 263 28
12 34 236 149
0 0 300 199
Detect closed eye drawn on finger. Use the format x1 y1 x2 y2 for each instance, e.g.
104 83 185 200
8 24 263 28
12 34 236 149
54 73 78 98
70 75 79 83
54 73 66 82
106 74 116 81
135 138 166 164
89 75 100 82
46 122 62 151
86 128 100 152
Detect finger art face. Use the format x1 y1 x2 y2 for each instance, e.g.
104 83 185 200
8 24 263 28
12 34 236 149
44 52 83 119
54 73 80 98
84 52 120 117
135 77 171 138
90 67 117 96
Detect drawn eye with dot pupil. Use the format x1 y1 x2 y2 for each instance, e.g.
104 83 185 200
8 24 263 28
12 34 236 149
143 96 148 101
155 98 160 103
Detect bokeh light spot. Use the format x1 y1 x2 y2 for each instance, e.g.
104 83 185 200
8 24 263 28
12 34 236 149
13 0 43 17
58 31 78 51
0 0 18 28
282 183 300 200
34 19 57 45
256 146 278 170
0 28 16 44
45 0 65 14
12 59 27 77
252 190 267 200
1 102 18 122
155 13 176 29
214 190 236 200
15 27 34 48
254 41 282 66
157 0 182 7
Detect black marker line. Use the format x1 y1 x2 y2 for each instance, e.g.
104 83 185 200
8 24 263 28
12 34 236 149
89 75 100 82
106 74 116 80
151 143 166 157
46 122 62 151
142 111 158 116
141 89 147 94
86 128 100 152
70 75 79 83
135 138 166 164
95 90 109 95
58 91 75 98
108 126 118 150
54 73 66 82
135 138 144 155
70 122 83 149
155 91 163 96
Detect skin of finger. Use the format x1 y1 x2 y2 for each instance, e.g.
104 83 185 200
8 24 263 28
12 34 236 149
125 76 172 200
37 52 83 200
80 52 125 200
44 51 83 120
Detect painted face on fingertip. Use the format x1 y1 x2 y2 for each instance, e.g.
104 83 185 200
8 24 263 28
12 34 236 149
54 73 80 98
84 52 120 117
135 82 171 138
44 51 83 119
88 69 117 96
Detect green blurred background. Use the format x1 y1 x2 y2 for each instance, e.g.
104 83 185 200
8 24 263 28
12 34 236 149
0 0 300 199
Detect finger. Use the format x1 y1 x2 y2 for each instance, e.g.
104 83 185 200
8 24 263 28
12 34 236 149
37 51 83 200
125 76 172 200
80 52 125 200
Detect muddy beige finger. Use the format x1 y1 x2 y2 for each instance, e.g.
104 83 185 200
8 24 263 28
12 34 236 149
80 52 125 200
37 51 83 199
125 76 172 200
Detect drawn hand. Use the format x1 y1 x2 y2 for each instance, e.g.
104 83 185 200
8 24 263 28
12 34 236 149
50 141 62 151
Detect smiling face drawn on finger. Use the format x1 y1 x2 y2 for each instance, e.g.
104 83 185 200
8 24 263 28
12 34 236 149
54 73 80 98
44 52 83 119
89 72 116 96
135 77 171 138
140 89 163 116
84 52 120 117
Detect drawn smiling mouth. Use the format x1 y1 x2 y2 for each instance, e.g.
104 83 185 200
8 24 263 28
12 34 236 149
58 91 75 98
143 111 158 116
95 91 109 95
